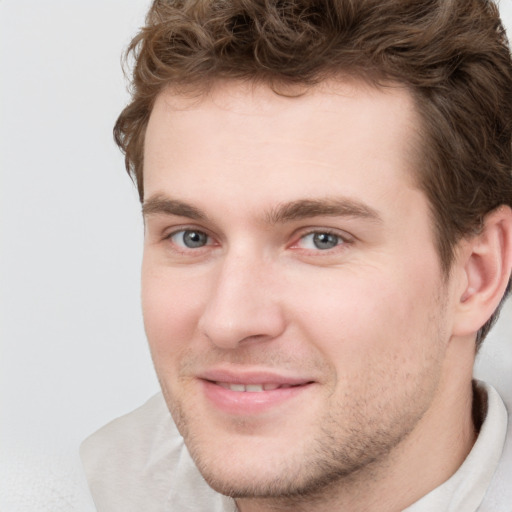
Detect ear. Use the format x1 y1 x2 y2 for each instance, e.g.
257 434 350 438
452 206 512 338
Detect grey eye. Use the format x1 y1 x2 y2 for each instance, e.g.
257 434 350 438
172 230 209 248
311 232 341 250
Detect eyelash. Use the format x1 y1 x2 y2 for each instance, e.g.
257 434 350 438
162 226 353 255
290 228 352 253
163 228 216 252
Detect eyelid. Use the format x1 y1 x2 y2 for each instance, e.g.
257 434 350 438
162 225 220 253
157 223 354 255
162 224 212 240
292 227 354 244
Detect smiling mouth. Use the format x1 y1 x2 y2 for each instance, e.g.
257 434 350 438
214 382 304 392
201 378 315 414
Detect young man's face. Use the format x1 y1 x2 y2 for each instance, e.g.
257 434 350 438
141 80 457 498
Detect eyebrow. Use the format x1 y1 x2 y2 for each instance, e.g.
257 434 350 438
142 195 208 221
266 198 382 225
142 194 382 225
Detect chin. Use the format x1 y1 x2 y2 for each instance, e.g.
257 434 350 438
179 417 395 501
192 445 369 501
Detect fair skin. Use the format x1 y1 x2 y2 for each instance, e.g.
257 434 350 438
141 80 512 512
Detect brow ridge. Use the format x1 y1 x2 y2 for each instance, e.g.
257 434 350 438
142 194 382 226
266 198 382 224
142 195 207 220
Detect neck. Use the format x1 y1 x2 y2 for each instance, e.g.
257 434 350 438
237 338 477 512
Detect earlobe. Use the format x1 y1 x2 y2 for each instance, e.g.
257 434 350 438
452 206 512 337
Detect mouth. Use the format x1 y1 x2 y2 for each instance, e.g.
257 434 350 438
199 373 315 415
214 382 304 392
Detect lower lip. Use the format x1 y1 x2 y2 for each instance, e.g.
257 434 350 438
201 380 313 415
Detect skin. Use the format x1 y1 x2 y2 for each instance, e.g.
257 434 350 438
141 80 480 512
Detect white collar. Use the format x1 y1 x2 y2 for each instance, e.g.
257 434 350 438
403 381 508 512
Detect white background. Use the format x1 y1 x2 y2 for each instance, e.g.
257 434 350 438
0 1 511 510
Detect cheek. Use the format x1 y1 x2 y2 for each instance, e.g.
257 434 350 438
141 266 207 361
289 263 444 369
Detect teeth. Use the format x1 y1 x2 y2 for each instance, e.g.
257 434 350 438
245 384 264 392
216 382 284 392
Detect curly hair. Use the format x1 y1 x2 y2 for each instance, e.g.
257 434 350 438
114 0 512 346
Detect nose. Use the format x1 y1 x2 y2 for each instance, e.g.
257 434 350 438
198 252 286 349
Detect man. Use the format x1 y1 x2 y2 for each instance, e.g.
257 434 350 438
81 0 512 510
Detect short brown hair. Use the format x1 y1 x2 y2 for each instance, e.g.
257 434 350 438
114 0 512 346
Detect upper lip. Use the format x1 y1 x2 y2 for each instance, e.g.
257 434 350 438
198 368 314 386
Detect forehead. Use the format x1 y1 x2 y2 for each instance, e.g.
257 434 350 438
143 79 421 208
147 79 418 141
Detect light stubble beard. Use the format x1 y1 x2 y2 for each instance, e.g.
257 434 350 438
156 291 449 507
159 345 445 506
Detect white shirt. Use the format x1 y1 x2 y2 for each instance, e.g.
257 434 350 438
81 382 511 512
